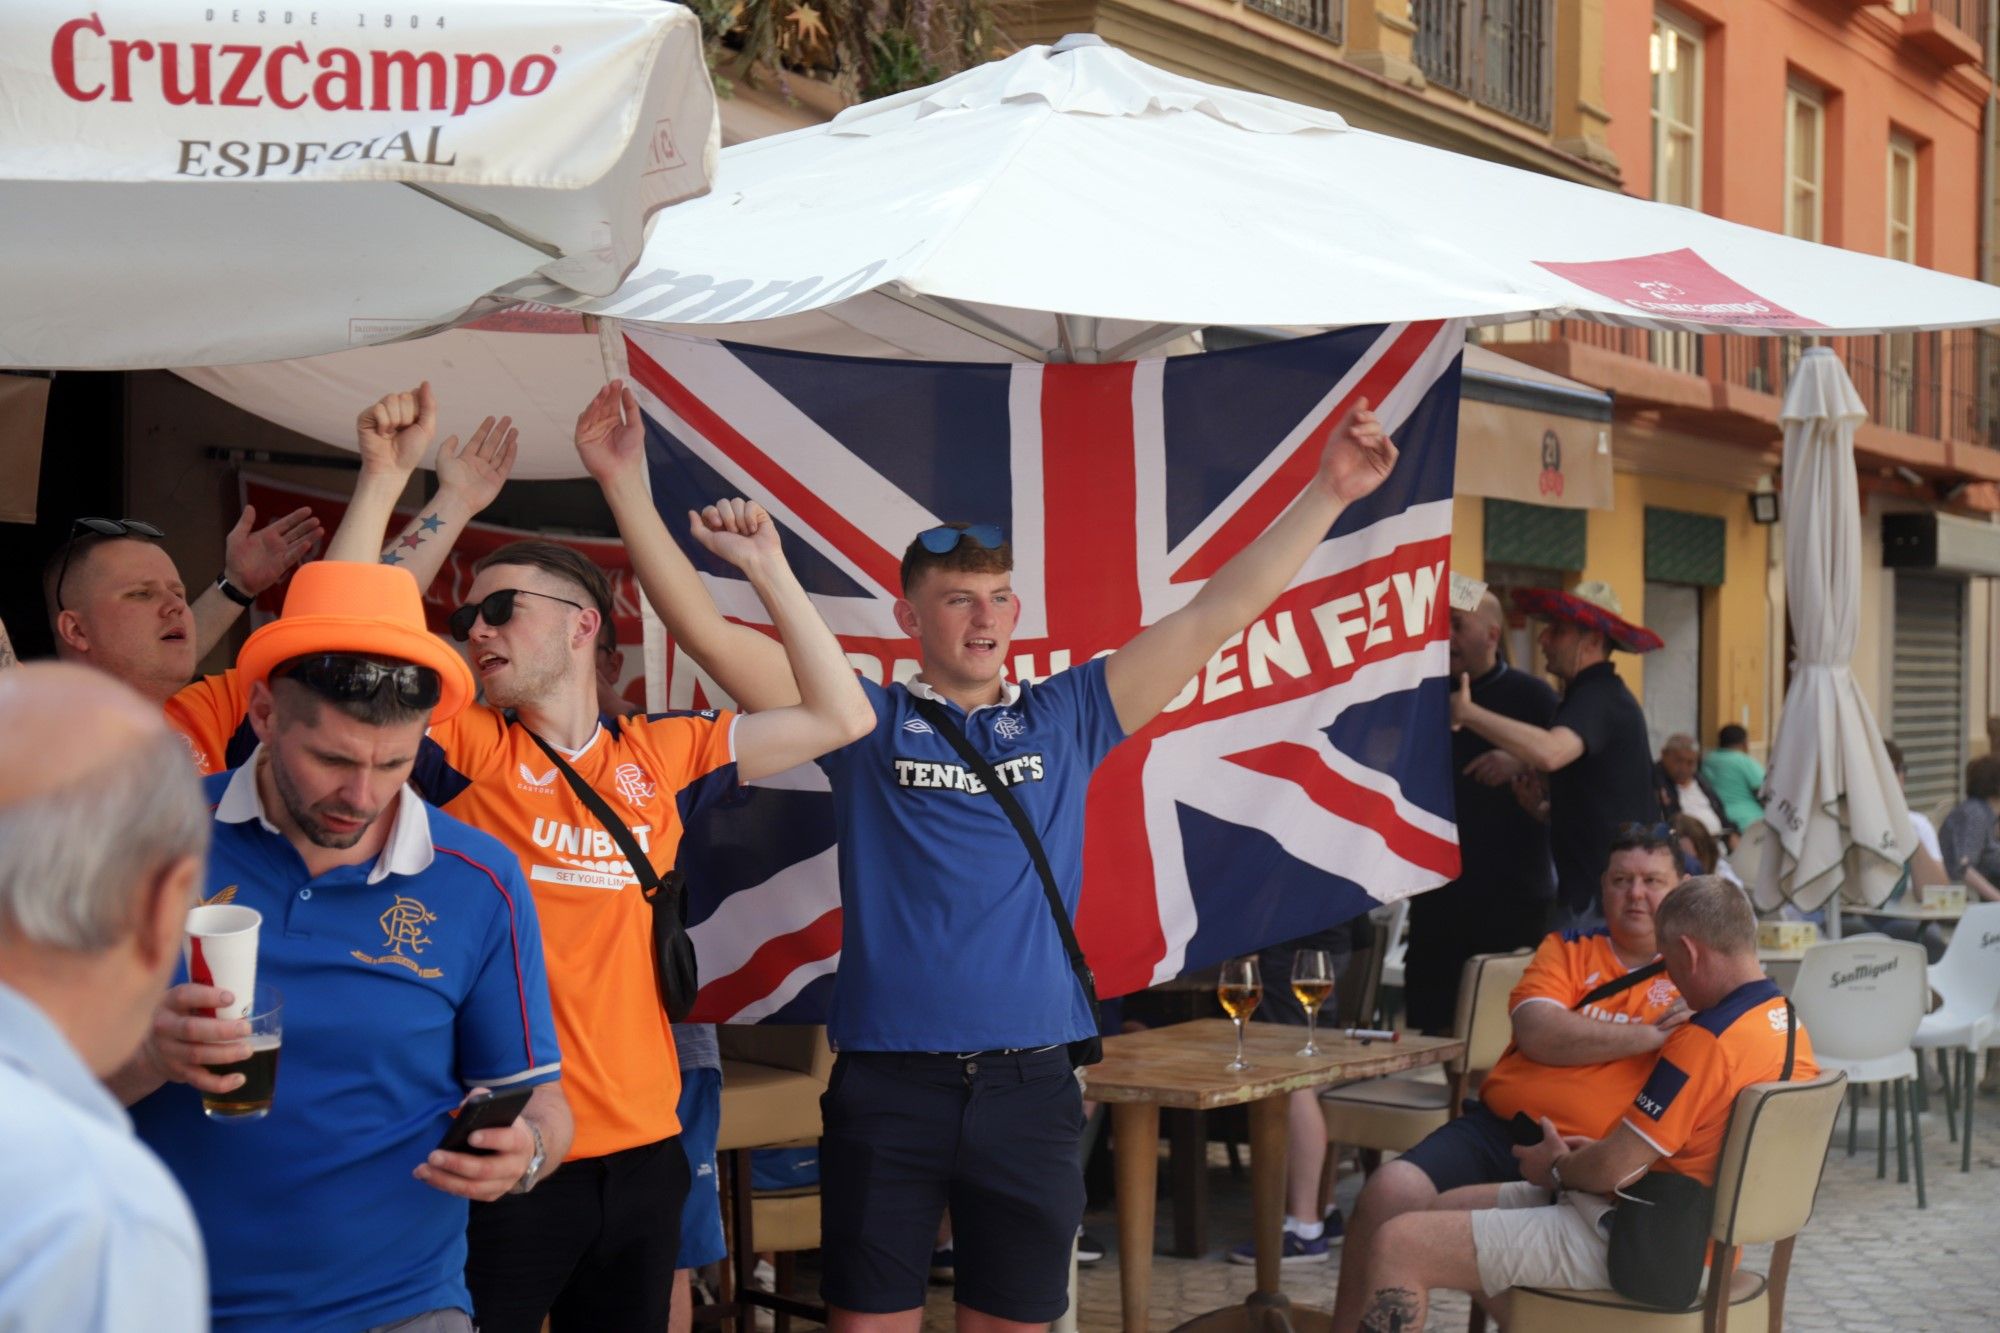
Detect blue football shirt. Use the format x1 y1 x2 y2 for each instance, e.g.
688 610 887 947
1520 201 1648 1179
132 761 560 1333
816 660 1126 1050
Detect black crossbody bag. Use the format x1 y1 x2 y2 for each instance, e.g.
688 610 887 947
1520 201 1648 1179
1571 958 1667 1012
524 728 700 1022
910 696 1102 1069
1605 998 1796 1310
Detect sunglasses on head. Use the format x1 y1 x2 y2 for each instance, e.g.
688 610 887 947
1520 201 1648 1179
52 517 168 612
915 524 1005 555
1613 821 1678 850
275 653 441 711
447 588 587 642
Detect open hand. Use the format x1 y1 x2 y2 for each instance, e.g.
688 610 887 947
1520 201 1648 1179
224 505 323 595
415 1087 535 1202
1317 398 1398 506
574 380 647 487
356 382 438 474
688 498 782 572
436 414 519 514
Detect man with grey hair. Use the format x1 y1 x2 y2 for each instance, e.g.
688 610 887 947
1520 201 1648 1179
0 664 209 1331
1654 732 1739 849
1347 876 1817 1332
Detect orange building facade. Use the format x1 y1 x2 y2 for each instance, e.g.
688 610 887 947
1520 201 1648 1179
1483 0 1999 809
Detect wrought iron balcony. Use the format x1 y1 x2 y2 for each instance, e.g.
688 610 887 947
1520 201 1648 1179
1412 0 1553 131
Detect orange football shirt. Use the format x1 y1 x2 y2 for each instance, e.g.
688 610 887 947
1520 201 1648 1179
413 705 738 1161
1624 978 1818 1186
1477 928 1684 1138
164 670 250 776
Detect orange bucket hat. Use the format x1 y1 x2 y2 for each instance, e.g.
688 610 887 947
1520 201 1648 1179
236 562 475 722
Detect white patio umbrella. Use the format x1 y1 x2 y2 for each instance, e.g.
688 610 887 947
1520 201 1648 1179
0 0 717 369
177 34 2000 474
1744 348 1913 919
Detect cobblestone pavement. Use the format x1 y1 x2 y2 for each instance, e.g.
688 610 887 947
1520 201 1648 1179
895 1076 2000 1331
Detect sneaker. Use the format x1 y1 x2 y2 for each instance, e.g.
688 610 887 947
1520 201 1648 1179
929 1241 955 1285
1226 1230 1331 1265
1076 1227 1106 1266
1322 1209 1346 1245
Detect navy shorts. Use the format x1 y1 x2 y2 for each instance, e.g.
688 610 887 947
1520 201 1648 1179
675 1066 726 1269
1396 1101 1526 1193
819 1048 1084 1322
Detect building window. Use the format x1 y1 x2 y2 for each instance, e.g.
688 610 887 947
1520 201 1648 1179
1785 80 1825 242
1887 132 1919 263
1651 8 1703 209
1412 0 1555 132
1883 132 1920 430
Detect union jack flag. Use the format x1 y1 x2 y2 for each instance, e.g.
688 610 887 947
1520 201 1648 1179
622 320 1469 1022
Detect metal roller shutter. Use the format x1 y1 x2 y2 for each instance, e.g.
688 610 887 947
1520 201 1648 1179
1891 573 1967 814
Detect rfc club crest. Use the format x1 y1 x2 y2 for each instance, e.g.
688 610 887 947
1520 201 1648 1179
351 895 444 979
993 712 1026 742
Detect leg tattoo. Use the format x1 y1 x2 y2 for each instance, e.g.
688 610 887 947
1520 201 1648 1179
1358 1287 1422 1333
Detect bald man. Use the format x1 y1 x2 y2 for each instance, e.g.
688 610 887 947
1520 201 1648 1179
1405 593 1558 1032
0 665 209 1332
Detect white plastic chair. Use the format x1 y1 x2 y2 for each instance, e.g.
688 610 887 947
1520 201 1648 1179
1376 898 1410 991
1912 901 2000 1173
1791 939 1930 1206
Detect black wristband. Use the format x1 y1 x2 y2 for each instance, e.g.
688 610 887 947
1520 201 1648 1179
214 574 255 607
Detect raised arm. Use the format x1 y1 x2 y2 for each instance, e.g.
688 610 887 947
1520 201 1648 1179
1451 675 1586 773
189 503 323 656
575 380 799 712
687 500 873 781
1103 398 1398 734
1511 996 1686 1065
323 382 517 593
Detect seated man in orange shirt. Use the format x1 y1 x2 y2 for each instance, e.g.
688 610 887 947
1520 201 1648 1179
1350 875 1817 1330
1331 823 1687 1333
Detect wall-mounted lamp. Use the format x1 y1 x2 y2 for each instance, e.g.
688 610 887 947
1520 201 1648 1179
1749 491 1780 525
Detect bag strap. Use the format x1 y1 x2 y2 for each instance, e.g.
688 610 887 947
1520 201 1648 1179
523 726 665 896
1780 998 1797 1083
1572 957 1667 1012
909 694 1100 1013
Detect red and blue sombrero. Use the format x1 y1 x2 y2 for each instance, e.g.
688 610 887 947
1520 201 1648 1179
1511 580 1664 654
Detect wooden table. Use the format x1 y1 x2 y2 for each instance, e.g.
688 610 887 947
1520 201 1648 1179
1854 901 1966 922
1084 1020 1464 1333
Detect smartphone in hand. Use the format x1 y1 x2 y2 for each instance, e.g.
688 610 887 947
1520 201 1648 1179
436 1087 533 1157
1509 1111 1545 1148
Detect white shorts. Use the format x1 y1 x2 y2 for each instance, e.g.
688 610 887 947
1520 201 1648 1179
1468 1181 1617 1298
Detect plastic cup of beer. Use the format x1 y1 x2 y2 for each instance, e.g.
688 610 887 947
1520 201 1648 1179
201 984 283 1121
185 903 261 1021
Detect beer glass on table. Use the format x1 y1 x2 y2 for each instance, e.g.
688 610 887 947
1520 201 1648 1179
1291 949 1335 1056
1218 957 1262 1072
202 984 283 1121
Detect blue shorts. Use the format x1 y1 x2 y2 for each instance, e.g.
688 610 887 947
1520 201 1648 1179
675 1066 726 1269
1396 1101 1526 1194
819 1049 1083 1322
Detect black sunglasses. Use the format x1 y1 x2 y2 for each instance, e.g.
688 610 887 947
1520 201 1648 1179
275 653 441 711
52 517 167 612
915 523 1005 555
447 588 586 642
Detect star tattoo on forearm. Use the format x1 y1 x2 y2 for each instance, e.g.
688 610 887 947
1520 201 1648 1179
381 512 448 565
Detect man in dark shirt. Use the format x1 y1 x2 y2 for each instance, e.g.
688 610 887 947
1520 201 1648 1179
1406 591 1557 1033
1451 581 1661 932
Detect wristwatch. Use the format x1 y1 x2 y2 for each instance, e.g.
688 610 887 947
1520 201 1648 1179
1548 1157 1566 1200
510 1118 546 1195
214 573 255 607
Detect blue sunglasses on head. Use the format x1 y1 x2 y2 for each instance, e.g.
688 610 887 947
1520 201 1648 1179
915 524 1005 554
